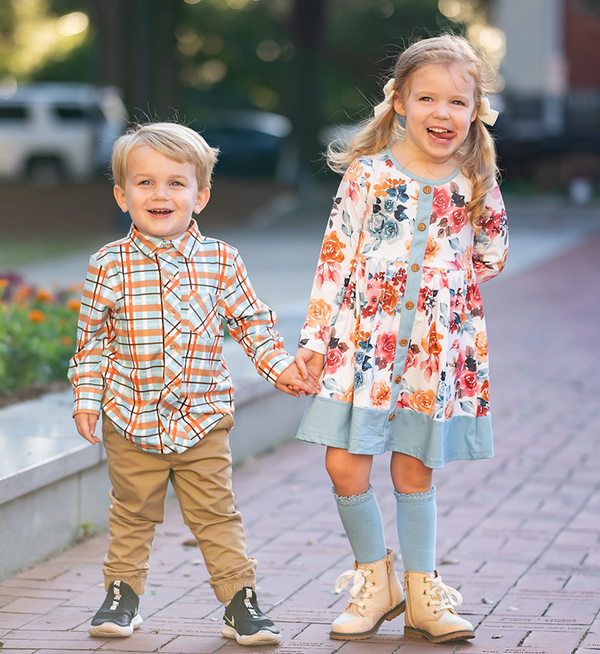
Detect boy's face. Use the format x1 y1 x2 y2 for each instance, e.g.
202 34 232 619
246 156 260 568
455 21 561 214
114 144 210 241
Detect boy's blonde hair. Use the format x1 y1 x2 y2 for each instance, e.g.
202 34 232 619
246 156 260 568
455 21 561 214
112 122 219 190
328 34 499 224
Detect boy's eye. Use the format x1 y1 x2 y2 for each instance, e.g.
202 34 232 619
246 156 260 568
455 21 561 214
170 181 183 186
420 96 433 102
139 180 151 186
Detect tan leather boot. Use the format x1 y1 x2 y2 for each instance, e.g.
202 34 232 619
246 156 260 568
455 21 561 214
403 571 475 643
330 549 405 640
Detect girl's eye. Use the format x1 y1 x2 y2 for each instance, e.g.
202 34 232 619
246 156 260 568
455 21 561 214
452 100 465 106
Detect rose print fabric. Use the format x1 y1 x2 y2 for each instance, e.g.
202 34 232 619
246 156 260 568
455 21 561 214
296 150 508 468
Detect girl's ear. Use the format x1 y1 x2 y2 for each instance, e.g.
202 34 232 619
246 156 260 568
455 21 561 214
393 95 406 117
113 185 128 212
194 188 210 215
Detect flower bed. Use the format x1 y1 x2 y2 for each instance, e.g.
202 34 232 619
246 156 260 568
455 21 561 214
0 273 81 400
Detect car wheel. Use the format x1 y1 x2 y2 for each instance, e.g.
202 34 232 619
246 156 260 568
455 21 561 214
27 157 64 186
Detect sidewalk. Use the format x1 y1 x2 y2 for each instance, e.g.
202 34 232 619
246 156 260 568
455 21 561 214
1 197 600 653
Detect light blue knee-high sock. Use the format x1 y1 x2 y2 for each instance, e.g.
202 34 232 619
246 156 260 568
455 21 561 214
333 486 387 564
394 486 436 573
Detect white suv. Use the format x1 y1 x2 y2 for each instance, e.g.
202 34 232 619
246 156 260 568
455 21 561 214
0 83 127 184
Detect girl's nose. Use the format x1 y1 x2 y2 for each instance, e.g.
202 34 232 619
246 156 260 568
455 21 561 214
432 103 450 119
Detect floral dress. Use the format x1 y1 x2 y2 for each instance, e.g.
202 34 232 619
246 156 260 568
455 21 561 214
296 149 508 468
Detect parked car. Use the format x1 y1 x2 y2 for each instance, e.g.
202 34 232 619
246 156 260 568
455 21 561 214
198 110 292 178
0 83 127 184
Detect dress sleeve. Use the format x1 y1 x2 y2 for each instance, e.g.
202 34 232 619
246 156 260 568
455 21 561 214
299 158 369 354
223 250 294 386
472 182 509 284
68 256 116 415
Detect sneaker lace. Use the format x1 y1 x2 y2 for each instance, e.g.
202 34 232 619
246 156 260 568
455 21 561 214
423 574 463 614
333 568 375 610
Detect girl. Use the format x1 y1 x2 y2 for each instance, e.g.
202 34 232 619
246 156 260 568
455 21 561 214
294 34 508 644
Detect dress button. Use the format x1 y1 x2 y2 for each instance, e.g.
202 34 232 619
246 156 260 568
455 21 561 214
395 375 402 384
399 338 408 347
417 222 427 232
423 185 432 194
405 301 414 310
389 413 396 421
411 263 420 272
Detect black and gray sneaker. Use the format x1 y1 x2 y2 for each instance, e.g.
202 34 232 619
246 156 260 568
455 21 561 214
221 586 282 645
89 580 143 637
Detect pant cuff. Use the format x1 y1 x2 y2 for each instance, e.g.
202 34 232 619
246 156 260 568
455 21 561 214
104 574 147 596
211 576 256 603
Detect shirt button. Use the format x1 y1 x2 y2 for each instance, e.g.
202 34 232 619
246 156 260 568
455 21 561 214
389 413 396 421
417 222 427 232
399 338 408 347
423 185 432 194
169 310 176 317
405 301 414 310
411 263 420 272
395 375 402 384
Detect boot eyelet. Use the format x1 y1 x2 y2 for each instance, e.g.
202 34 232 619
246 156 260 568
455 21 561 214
368 594 373 599
422 590 427 595
426 602 430 607
422 577 428 583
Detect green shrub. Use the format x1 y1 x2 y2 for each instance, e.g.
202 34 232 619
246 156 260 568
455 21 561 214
0 275 80 395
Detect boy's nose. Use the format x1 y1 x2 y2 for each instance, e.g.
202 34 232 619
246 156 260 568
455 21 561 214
152 186 170 199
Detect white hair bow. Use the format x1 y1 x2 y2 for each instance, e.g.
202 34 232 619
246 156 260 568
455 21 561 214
373 78 396 117
477 97 499 126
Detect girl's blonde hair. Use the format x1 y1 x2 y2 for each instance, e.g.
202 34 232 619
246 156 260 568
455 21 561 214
112 122 219 190
328 34 499 223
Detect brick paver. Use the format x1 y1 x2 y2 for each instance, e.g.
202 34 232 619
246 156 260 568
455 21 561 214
1 230 599 653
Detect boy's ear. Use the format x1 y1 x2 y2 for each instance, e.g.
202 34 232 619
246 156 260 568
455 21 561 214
113 185 128 212
194 188 211 215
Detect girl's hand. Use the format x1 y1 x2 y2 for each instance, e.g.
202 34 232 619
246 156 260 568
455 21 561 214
74 411 101 445
275 361 320 397
295 347 325 383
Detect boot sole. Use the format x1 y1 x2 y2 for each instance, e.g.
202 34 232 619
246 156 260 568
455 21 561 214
89 614 143 637
404 625 475 643
329 599 406 640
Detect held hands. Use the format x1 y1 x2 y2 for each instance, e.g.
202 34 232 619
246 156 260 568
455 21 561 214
295 347 326 384
275 360 321 397
74 412 101 445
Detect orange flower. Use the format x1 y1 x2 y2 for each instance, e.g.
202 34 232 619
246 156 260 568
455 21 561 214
340 386 354 403
351 329 371 347
306 298 332 327
370 380 391 408
13 285 32 302
423 235 441 262
319 231 346 264
66 298 81 311
29 309 45 323
421 322 443 356
60 335 73 347
409 389 436 415
444 400 454 419
373 176 405 198
474 331 488 360
380 281 399 315
36 288 54 302
0 279 8 289
481 380 489 403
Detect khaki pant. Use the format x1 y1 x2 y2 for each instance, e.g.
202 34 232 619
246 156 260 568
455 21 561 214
101 414 256 603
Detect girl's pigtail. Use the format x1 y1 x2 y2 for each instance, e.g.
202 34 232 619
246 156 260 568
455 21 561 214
327 99 401 174
461 117 498 227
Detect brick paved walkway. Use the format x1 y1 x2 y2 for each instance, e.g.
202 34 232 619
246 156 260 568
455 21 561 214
1 234 599 653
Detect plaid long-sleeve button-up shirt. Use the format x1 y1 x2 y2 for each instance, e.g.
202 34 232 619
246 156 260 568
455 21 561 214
68 221 293 454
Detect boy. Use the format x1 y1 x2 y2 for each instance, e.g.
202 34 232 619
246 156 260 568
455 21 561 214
68 122 317 645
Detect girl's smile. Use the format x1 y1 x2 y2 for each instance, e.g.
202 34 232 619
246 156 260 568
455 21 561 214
391 62 477 177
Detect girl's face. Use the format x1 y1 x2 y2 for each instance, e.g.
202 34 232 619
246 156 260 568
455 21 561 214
393 62 478 171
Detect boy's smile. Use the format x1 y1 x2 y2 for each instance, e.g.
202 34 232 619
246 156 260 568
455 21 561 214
113 144 210 241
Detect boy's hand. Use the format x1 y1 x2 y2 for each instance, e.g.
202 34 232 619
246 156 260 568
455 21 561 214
74 412 100 445
275 361 321 397
295 347 325 383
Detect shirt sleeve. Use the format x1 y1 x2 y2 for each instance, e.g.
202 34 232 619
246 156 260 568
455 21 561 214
472 183 509 284
222 250 294 385
299 158 368 354
68 256 116 415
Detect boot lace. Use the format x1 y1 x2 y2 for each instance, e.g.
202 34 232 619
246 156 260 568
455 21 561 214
423 574 463 614
334 568 375 610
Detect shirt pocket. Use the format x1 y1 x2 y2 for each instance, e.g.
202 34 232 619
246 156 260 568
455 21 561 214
188 291 221 341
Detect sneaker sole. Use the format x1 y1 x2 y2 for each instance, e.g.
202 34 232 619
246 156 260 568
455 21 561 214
329 599 406 640
221 624 282 645
404 625 475 643
89 614 143 638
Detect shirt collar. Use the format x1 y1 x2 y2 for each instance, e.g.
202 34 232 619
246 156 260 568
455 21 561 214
130 220 204 260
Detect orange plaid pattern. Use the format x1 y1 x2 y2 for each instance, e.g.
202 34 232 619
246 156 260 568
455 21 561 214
68 221 293 453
